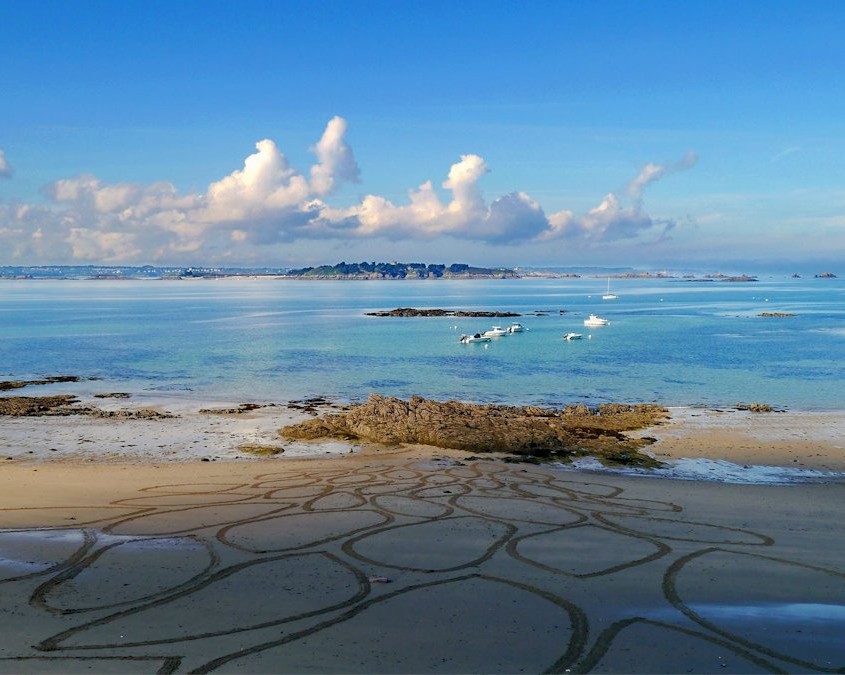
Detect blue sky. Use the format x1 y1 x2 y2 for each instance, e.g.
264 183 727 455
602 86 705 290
1 0 844 271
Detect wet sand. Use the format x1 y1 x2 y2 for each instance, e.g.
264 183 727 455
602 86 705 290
644 407 845 472
1 443 845 673
1 405 845 672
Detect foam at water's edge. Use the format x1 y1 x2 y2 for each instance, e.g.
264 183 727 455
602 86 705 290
554 457 845 485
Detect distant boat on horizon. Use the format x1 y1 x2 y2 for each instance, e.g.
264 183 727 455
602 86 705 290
602 277 618 300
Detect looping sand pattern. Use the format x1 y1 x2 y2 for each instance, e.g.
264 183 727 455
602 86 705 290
0 454 844 673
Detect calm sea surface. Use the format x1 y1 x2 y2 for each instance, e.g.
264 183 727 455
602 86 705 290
1 276 844 410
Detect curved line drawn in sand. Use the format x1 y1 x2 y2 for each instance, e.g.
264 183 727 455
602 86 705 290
30 534 219 616
0 453 842 673
664 547 845 672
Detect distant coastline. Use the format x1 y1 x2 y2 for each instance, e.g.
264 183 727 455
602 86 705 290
1 261 837 281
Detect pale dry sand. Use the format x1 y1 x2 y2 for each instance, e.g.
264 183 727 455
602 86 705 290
1 407 845 672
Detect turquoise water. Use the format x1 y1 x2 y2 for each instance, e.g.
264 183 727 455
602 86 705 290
1 277 844 410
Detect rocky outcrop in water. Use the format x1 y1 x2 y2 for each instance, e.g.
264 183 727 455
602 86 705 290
0 376 81 391
280 394 668 467
366 308 521 318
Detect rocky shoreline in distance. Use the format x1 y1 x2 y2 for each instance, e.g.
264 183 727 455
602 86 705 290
281 393 669 467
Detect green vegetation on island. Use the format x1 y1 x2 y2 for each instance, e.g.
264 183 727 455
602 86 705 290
285 262 517 279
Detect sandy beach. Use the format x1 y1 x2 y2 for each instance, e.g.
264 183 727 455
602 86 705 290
645 407 845 473
1 405 845 673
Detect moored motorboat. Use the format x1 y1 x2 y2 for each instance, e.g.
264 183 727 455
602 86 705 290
584 314 609 327
460 333 492 343
483 326 508 337
563 332 583 340
506 322 525 333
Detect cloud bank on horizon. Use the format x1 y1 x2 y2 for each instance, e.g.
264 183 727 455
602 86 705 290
0 118 697 264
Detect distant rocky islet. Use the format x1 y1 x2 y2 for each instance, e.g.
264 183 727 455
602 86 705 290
366 308 521 318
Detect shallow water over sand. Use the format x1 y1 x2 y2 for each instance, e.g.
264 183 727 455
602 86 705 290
2 276 844 410
559 456 845 484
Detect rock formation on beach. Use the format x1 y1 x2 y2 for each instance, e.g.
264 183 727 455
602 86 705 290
280 394 668 467
0 394 175 419
0 395 80 416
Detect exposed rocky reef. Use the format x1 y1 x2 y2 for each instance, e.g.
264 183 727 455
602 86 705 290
366 308 521 318
199 402 277 415
759 312 796 318
0 395 80 416
0 395 175 419
280 394 669 467
715 275 758 282
0 376 81 391
286 397 344 416
238 444 285 456
736 402 777 413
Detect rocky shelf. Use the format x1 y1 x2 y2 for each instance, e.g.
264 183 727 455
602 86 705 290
280 394 669 467
0 394 176 419
0 376 81 391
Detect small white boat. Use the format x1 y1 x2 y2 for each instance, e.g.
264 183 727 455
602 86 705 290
483 326 508 338
563 332 583 341
584 314 609 327
460 333 492 344
602 277 618 300
506 322 525 333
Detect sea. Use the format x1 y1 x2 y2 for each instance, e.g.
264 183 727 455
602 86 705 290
1 275 844 411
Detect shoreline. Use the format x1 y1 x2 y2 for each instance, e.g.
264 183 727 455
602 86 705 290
2 392 844 481
642 406 845 473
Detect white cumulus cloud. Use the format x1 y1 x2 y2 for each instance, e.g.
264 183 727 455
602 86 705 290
310 115 361 195
202 139 311 222
0 117 697 264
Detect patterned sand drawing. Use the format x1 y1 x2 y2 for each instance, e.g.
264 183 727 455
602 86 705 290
1 454 843 673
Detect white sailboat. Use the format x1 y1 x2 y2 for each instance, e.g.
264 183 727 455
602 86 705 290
602 277 618 300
